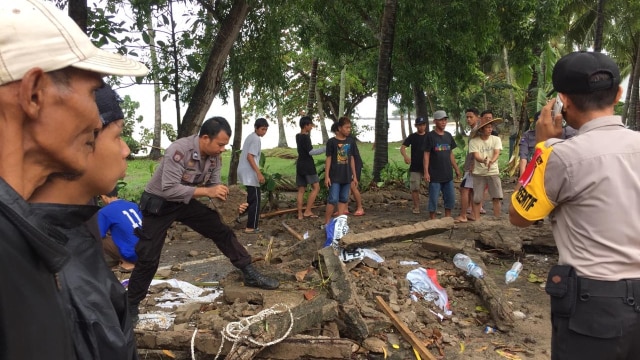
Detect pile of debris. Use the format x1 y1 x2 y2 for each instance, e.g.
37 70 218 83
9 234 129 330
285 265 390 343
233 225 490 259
132 208 557 360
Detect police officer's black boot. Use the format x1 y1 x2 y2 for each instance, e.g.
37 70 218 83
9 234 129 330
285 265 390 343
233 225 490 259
241 263 279 290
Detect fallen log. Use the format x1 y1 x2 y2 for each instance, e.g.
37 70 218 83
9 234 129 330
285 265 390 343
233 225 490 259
135 293 339 356
465 250 515 331
339 218 454 250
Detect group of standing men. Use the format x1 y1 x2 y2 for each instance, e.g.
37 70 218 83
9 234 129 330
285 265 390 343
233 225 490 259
1 1 279 359
401 109 503 222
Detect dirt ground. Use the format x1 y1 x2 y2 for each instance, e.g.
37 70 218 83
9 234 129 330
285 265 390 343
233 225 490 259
124 181 556 360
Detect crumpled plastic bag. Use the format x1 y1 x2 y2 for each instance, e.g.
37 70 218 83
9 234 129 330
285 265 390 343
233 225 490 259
406 267 452 315
324 215 349 248
338 248 385 263
324 215 385 263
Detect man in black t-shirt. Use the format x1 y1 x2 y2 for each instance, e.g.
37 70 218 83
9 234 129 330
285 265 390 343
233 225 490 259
400 117 428 214
424 110 462 219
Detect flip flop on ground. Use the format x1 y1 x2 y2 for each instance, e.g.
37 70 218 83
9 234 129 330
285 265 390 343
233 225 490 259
303 214 319 218
353 210 365 216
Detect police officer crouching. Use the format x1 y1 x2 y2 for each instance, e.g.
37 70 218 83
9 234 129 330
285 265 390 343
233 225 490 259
510 52 640 359
127 117 279 320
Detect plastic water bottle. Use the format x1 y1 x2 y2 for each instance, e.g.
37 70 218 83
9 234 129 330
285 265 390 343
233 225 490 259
505 261 523 284
453 253 484 279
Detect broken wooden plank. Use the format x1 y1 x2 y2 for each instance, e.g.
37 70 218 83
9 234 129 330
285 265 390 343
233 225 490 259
339 218 454 249
375 296 437 360
260 205 322 219
282 221 304 241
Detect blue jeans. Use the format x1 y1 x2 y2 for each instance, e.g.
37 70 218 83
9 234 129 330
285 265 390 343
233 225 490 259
327 183 350 205
428 180 455 213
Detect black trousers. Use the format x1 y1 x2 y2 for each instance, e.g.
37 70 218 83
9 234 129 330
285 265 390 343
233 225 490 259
246 186 261 229
551 278 640 360
127 199 252 306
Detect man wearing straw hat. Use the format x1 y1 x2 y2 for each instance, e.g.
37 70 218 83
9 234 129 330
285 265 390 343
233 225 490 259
468 116 503 221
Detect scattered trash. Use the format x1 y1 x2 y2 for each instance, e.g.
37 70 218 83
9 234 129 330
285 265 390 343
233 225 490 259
406 267 452 315
303 231 309 240
483 325 497 334
399 260 420 266
505 261 523 284
453 253 484 279
428 309 445 321
339 248 364 262
324 215 384 263
150 279 222 308
475 305 489 313
362 249 384 263
137 312 176 331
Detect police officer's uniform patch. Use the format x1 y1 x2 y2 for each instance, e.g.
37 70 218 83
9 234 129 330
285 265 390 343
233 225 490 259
173 151 184 162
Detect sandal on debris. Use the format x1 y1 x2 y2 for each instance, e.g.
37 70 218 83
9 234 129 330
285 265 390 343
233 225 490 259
353 210 365 216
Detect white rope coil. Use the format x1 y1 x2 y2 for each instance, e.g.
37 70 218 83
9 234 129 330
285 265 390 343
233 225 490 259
213 303 294 360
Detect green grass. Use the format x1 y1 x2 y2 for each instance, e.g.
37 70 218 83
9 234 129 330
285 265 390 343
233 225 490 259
121 138 510 201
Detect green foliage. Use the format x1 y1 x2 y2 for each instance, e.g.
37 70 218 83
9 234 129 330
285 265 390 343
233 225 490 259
120 94 144 158
377 161 408 188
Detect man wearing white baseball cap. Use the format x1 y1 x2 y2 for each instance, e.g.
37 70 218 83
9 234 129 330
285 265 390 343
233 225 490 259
0 1 147 359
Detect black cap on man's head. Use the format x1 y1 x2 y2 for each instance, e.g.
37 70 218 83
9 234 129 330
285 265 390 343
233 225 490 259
414 117 427 125
552 51 620 95
95 83 124 126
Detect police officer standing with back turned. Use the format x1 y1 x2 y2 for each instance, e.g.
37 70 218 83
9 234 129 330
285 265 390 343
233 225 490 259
127 117 279 321
510 51 640 360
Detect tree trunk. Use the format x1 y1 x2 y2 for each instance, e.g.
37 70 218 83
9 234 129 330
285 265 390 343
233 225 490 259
400 111 406 139
179 0 250 138
306 58 319 116
147 15 163 160
339 65 347 117
412 84 428 119
277 98 288 147
503 46 517 134
372 0 398 182
629 46 640 131
316 87 329 143
228 80 243 185
169 0 182 131
407 111 412 134
622 38 640 126
68 0 88 32
593 0 606 52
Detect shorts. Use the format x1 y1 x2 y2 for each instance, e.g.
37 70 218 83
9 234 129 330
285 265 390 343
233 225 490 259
296 174 319 187
471 175 502 203
327 183 350 205
460 172 473 189
409 172 423 191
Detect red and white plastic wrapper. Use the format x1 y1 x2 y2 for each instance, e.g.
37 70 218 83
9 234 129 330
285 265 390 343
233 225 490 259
406 267 452 316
